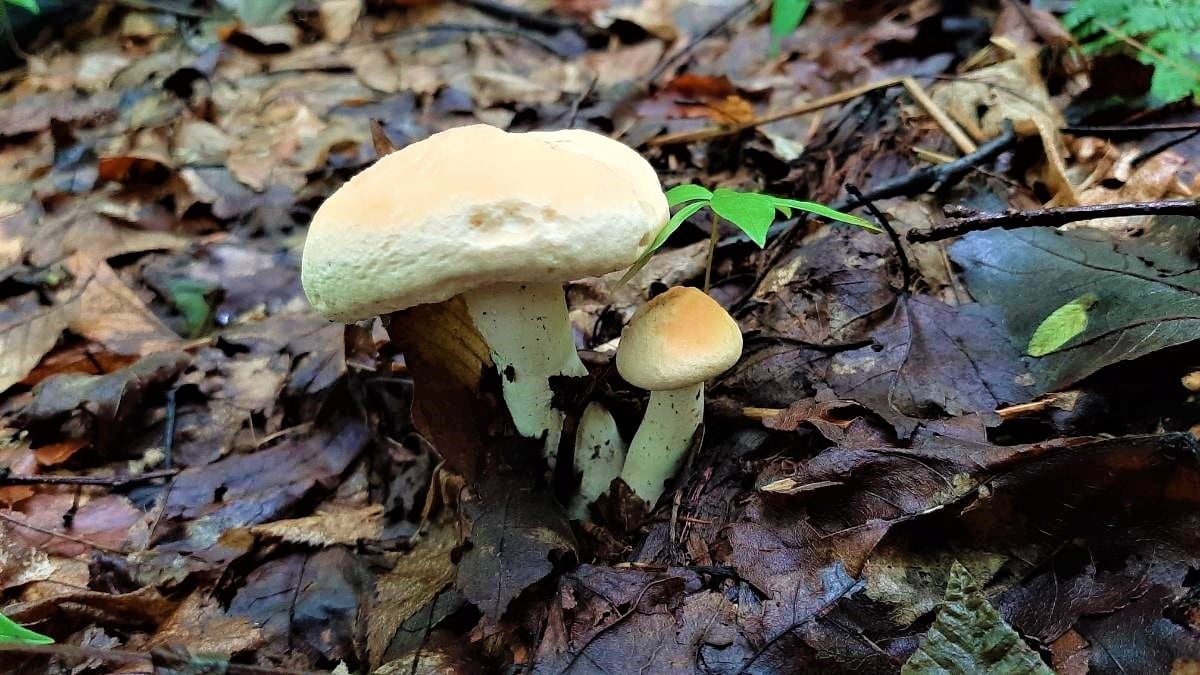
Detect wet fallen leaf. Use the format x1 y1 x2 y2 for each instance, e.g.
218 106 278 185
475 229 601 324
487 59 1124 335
950 219 1200 392
143 419 368 550
227 547 373 667
901 563 1052 674
248 504 383 546
456 475 576 624
368 520 459 668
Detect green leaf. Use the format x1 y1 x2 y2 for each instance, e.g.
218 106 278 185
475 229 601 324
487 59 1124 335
769 0 810 56
1027 293 1098 357
901 562 1052 675
0 613 53 645
616 201 708 286
5 0 39 14
665 184 713 207
166 278 219 338
768 197 879 231
709 188 777 247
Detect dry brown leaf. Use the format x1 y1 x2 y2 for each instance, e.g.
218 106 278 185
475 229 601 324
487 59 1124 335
7 492 149 556
0 294 75 394
32 438 87 466
248 504 384 546
931 49 1075 204
64 254 180 356
149 591 265 655
368 520 459 668
9 584 177 630
0 521 61 591
346 45 402 93
320 0 363 43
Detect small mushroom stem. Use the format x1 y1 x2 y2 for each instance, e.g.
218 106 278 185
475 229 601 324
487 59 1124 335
619 383 704 504
462 282 589 456
568 402 627 519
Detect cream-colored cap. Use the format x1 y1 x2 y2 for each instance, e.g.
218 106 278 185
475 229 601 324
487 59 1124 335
527 129 669 228
302 124 667 322
616 286 743 390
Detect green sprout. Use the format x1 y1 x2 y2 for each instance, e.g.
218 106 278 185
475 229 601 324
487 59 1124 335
621 184 879 290
0 612 53 645
3 0 38 15
769 0 810 56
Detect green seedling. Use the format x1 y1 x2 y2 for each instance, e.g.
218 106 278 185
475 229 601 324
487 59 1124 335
769 0 810 56
0 612 53 645
620 184 878 290
3 0 38 14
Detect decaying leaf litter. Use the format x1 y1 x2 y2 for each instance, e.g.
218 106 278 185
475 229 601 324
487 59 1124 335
0 0 1198 672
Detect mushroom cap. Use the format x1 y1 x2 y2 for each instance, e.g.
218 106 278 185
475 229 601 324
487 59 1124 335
616 286 743 391
526 129 669 228
301 124 667 322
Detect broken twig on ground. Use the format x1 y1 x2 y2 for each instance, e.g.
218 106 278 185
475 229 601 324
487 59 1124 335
846 184 913 292
902 76 977 154
908 199 1200 242
647 77 905 146
0 468 177 487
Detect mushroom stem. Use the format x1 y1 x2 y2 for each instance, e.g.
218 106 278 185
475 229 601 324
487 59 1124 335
568 402 627 519
462 282 589 455
619 383 704 504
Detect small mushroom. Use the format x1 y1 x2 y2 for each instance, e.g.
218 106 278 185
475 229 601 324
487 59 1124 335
302 125 666 457
568 401 628 519
615 286 743 504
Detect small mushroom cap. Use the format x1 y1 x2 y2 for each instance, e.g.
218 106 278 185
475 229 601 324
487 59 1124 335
302 124 667 322
616 286 743 391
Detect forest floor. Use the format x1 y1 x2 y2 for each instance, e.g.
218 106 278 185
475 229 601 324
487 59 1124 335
1 0 1199 673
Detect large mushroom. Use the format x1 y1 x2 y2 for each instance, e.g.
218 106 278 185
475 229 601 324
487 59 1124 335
302 124 666 460
615 286 743 504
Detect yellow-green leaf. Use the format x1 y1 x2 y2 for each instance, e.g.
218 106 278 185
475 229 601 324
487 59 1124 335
1027 293 1098 357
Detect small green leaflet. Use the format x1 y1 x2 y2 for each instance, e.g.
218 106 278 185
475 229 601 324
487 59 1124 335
1027 293 1098 357
0 612 53 645
5 0 40 15
620 185 875 285
769 0 810 56
665 184 712 207
709 189 777 247
618 201 706 286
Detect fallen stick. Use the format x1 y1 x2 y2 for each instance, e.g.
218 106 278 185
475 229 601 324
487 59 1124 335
0 468 176 487
907 198 1200 243
646 76 906 146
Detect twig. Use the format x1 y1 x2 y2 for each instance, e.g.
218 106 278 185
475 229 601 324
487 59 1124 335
646 77 906 146
846 184 913 292
1062 122 1200 136
721 121 1017 252
735 579 865 674
840 121 1017 209
1132 128 1200 167
559 578 677 672
163 387 177 469
0 469 177 487
902 76 977 154
907 199 1200 243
